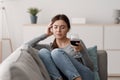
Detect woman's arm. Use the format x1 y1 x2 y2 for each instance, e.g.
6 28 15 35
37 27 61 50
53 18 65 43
25 33 49 47
25 22 53 47
80 40 94 71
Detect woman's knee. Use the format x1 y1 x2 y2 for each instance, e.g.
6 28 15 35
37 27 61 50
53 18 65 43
51 48 65 58
38 48 51 58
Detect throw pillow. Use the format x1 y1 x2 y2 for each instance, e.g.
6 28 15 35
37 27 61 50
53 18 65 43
87 46 100 80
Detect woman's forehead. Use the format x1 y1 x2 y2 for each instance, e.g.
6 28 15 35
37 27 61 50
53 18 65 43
53 20 67 25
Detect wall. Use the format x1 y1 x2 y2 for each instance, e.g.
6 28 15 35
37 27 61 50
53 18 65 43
0 0 120 57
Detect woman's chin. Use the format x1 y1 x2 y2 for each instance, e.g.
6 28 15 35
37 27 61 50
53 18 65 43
55 36 63 39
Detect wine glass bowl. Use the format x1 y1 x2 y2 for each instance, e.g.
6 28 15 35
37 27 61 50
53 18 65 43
70 33 80 46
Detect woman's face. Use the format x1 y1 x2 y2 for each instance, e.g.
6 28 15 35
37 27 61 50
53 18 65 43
52 20 69 39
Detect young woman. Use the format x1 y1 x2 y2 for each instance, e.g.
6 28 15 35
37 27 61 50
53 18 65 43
38 14 94 80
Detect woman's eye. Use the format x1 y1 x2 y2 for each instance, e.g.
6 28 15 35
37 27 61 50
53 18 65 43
53 26 57 29
61 26 65 29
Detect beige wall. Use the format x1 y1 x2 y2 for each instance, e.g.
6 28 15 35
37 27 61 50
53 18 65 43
0 39 1 63
1 0 120 50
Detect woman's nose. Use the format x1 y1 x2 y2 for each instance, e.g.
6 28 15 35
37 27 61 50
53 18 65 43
57 27 61 32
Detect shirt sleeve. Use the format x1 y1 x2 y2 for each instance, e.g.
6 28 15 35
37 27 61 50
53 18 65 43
80 40 94 71
25 34 49 47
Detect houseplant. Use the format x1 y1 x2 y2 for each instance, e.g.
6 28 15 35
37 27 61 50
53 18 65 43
28 7 41 24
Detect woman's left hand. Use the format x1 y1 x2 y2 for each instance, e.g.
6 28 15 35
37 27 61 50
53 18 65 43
71 43 83 52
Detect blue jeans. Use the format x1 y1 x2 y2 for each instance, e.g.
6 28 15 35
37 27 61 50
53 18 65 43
38 48 94 80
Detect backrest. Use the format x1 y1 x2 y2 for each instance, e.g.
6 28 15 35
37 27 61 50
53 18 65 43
97 50 107 80
0 45 50 80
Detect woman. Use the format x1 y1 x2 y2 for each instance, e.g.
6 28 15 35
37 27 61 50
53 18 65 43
38 14 94 80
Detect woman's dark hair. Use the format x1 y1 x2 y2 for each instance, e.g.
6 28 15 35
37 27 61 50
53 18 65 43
51 14 71 30
51 14 71 49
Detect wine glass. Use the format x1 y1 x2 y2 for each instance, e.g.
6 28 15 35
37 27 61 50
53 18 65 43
70 33 80 46
70 33 82 59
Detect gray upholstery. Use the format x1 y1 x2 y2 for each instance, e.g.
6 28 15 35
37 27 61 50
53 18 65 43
97 50 107 80
0 45 51 80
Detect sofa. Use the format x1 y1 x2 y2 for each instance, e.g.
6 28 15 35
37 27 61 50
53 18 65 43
0 38 107 80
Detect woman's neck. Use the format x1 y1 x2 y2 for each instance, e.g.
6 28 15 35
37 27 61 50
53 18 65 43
56 37 70 48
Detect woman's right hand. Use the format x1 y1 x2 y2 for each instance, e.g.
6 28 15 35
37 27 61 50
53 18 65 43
46 22 53 36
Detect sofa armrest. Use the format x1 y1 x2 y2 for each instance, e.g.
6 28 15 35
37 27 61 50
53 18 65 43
97 50 107 80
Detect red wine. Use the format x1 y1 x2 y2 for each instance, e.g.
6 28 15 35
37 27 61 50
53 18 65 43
70 40 80 46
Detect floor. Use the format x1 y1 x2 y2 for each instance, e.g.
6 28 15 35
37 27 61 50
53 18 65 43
108 76 120 80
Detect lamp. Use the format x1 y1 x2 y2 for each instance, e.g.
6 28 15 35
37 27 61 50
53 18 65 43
0 0 13 62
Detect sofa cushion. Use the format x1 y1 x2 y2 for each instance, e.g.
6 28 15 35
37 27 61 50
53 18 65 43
0 45 27 80
87 46 100 80
0 45 50 80
26 46 51 80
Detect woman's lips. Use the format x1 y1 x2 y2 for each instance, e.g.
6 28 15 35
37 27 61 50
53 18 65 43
56 34 62 36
